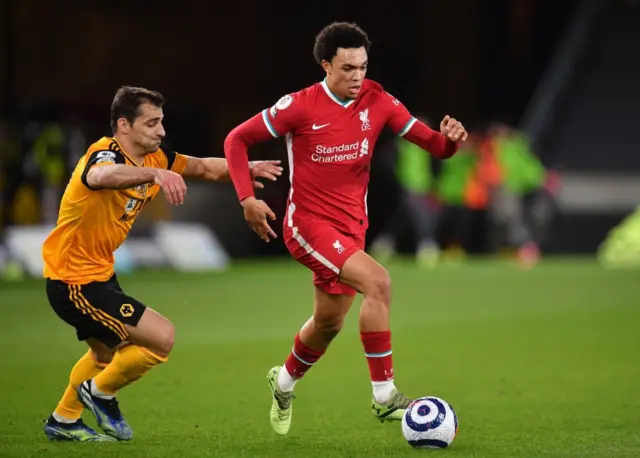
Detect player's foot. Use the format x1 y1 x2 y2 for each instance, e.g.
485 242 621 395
416 242 440 269
267 366 294 435
517 241 541 269
77 380 133 441
43 415 115 442
371 389 413 422
442 244 467 265
370 238 395 264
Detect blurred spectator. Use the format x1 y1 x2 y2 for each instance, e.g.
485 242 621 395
0 117 25 237
369 116 441 268
432 130 488 260
483 122 561 267
31 120 67 225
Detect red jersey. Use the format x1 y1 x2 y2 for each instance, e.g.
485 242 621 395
225 78 458 236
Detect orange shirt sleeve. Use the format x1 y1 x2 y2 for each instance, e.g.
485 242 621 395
169 152 189 175
159 144 188 175
80 149 126 190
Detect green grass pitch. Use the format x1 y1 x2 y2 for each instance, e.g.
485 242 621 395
1 258 639 457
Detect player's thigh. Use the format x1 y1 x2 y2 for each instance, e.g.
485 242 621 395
339 250 391 298
284 223 362 296
124 307 175 357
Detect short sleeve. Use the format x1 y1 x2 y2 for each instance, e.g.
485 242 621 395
80 150 126 190
161 145 189 175
383 92 417 137
260 92 306 138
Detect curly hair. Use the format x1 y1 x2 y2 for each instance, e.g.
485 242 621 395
313 22 371 65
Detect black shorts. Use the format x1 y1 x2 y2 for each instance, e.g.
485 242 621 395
46 275 146 349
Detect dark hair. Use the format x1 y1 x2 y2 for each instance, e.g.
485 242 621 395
110 86 165 133
313 22 371 65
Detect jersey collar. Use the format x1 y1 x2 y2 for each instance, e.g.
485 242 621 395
320 79 355 108
111 136 144 167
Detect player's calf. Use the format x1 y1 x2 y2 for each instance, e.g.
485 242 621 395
80 344 168 439
357 268 391 331
340 250 413 419
277 290 353 391
78 310 173 440
306 287 355 346
50 346 111 427
267 289 354 435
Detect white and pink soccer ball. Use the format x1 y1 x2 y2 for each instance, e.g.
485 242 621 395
401 396 459 449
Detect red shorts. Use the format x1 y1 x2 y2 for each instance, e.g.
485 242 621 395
283 221 365 296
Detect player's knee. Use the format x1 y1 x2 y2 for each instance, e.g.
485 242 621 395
91 349 114 366
363 268 392 305
159 321 176 356
151 320 175 357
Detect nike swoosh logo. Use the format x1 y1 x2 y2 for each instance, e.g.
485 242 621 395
312 123 331 130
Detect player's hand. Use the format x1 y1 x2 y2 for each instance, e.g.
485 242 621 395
241 197 277 242
440 115 468 143
249 160 284 189
154 169 187 205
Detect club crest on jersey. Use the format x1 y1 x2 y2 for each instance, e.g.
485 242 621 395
124 198 137 214
96 150 116 164
359 109 371 131
135 184 148 197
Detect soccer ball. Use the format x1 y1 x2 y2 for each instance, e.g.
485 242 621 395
401 396 459 449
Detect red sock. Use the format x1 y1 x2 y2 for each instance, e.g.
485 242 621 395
360 331 394 381
284 333 325 379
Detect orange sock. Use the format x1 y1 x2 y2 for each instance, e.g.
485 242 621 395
92 344 167 396
54 350 108 420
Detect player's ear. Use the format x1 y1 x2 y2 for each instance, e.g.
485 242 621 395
117 117 129 134
321 59 332 75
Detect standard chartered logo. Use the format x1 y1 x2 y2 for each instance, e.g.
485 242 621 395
359 138 369 157
312 138 369 163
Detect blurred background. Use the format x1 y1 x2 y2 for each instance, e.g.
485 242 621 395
1 0 640 279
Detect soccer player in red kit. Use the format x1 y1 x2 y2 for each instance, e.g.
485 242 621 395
224 22 468 435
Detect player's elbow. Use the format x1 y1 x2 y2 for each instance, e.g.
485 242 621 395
224 122 258 154
223 129 243 157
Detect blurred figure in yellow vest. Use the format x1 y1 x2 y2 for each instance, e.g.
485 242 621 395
370 116 442 268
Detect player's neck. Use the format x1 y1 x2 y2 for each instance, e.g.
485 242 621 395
113 134 146 166
324 79 349 103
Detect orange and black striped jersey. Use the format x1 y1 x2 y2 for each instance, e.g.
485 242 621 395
42 136 188 284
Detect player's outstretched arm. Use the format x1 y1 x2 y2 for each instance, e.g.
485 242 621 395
402 117 467 160
86 164 159 190
223 93 302 242
86 165 187 205
181 156 283 188
223 112 284 242
223 113 278 202
384 92 466 159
